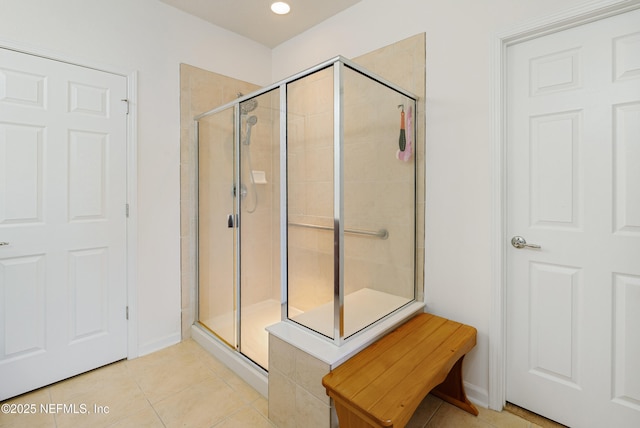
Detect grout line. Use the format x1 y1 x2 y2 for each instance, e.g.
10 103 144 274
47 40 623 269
121 359 166 427
422 396 443 427
46 387 59 428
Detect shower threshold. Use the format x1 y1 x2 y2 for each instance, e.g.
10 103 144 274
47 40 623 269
199 298 284 371
191 322 269 398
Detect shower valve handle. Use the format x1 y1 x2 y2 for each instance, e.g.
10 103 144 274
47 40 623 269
227 214 239 228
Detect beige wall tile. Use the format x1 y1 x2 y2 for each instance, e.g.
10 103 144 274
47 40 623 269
267 369 296 428
295 385 331 428
293 349 330 405
269 335 296 378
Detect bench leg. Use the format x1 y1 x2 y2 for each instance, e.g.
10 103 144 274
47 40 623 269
431 355 479 416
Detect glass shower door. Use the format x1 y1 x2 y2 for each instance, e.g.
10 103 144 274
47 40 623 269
238 91 280 370
197 92 279 371
198 106 238 349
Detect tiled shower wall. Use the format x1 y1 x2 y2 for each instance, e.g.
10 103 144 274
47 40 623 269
351 33 426 302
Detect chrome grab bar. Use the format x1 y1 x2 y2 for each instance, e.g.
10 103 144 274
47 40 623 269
288 222 388 239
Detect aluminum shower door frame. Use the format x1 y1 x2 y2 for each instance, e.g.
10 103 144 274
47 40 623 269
195 55 419 348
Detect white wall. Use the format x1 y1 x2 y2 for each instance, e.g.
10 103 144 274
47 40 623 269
272 0 589 404
0 0 272 355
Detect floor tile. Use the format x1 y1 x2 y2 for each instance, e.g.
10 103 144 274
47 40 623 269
222 373 263 404
153 376 246 428
477 405 532 428
49 360 129 403
52 374 151 428
106 406 164 428
0 388 55 428
212 405 276 427
407 394 443 428
128 350 214 404
426 401 495 428
252 396 269 420
0 338 540 428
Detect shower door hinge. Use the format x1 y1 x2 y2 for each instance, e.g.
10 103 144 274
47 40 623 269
121 98 130 115
125 203 130 218
126 306 129 320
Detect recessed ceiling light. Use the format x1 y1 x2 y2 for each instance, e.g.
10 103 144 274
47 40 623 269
271 2 290 15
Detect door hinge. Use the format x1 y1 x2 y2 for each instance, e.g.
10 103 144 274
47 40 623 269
125 203 130 218
121 98 130 115
126 306 129 320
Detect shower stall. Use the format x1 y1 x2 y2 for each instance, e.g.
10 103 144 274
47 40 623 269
195 56 419 373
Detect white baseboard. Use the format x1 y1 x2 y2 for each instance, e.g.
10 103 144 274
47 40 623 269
465 381 489 409
136 332 181 358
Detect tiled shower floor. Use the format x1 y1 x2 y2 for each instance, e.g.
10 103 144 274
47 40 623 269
0 338 559 428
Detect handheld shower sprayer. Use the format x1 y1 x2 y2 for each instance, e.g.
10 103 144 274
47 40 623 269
242 114 259 213
244 115 258 146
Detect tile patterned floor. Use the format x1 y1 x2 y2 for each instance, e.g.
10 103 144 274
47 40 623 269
0 339 552 427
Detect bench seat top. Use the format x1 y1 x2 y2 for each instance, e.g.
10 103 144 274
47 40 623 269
322 313 477 428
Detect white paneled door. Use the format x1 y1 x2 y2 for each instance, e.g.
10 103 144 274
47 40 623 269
0 48 128 400
506 8 640 428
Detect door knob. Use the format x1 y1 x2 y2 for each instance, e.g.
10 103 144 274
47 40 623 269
511 236 541 249
227 214 234 228
0 242 9 246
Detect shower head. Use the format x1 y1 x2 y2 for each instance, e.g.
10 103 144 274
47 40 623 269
243 115 258 145
240 98 258 115
241 99 258 115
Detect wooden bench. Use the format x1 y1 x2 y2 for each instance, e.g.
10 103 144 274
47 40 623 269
322 313 478 428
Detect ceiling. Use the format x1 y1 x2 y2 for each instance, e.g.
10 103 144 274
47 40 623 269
158 0 362 48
